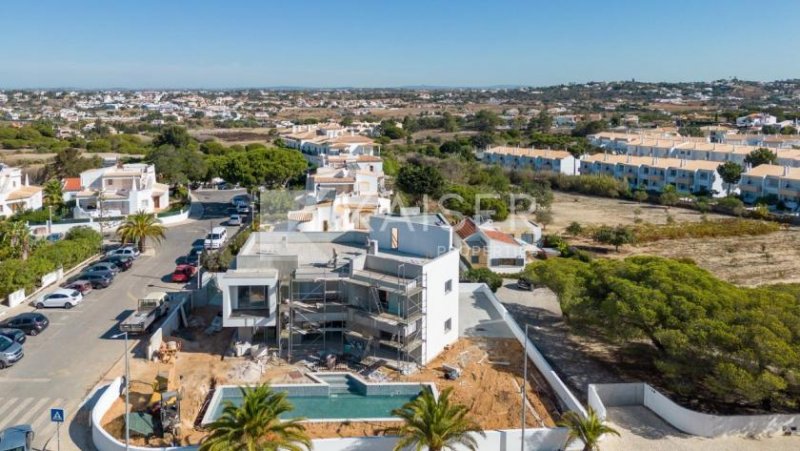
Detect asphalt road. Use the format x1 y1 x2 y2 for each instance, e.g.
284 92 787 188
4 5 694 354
0 189 243 450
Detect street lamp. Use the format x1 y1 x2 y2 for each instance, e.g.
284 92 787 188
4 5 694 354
111 332 130 451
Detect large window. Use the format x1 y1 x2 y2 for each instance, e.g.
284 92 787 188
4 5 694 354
445 279 453 294
237 285 268 309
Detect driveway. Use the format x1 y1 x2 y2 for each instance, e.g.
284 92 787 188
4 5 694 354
494 280 621 399
0 189 241 450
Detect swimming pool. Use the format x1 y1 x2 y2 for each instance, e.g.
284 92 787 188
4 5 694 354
201 372 435 424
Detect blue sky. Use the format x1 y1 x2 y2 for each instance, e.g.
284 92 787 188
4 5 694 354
1 0 798 88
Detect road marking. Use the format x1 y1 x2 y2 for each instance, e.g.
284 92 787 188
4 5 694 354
0 397 19 418
13 396 50 426
0 377 51 383
0 396 36 430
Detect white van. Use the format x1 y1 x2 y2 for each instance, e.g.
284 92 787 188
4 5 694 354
204 227 228 250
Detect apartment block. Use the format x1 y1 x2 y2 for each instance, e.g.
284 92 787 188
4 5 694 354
483 146 580 175
739 165 800 205
218 213 460 368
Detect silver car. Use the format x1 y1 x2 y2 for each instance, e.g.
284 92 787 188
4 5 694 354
0 335 23 370
0 424 34 451
36 288 83 309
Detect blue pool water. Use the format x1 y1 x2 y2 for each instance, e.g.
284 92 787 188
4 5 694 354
205 373 429 422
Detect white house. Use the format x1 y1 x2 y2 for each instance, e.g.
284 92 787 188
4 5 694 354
736 113 777 128
454 217 529 273
218 212 460 367
0 164 43 217
483 146 580 175
282 126 379 167
71 163 170 218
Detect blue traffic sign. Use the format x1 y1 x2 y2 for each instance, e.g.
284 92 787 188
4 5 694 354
50 408 64 423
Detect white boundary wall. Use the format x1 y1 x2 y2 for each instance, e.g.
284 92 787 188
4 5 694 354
157 208 190 226
461 283 588 417
589 382 800 437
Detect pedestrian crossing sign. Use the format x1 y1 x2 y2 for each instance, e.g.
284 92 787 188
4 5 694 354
50 408 64 423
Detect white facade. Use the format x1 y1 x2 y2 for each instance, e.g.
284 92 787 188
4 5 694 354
72 163 169 217
736 113 777 128
739 164 800 205
0 164 43 217
483 146 580 175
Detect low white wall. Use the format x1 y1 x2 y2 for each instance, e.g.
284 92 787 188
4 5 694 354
92 377 197 451
6 288 25 307
157 208 190 226
590 382 800 438
462 283 587 418
146 296 188 360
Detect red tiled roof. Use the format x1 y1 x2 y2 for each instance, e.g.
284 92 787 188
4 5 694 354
483 230 520 246
63 177 82 191
454 218 478 240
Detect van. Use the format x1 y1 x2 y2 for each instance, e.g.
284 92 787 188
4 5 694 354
204 227 228 250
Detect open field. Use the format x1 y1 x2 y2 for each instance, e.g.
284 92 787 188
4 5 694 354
190 127 274 144
548 192 800 286
101 307 558 446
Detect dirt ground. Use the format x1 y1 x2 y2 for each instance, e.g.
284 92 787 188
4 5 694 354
549 192 800 286
101 326 558 445
548 192 728 232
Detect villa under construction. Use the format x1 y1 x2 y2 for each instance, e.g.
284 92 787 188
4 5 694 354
218 212 460 369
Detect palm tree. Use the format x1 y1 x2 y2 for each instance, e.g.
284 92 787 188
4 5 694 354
200 384 311 451
385 387 485 451
0 220 32 261
116 211 166 252
558 407 620 451
43 178 64 209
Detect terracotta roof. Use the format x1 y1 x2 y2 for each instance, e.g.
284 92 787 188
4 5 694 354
314 177 355 183
482 229 520 246
288 210 313 222
5 185 42 201
454 218 478 240
62 177 81 192
357 155 383 163
744 164 800 180
486 146 573 160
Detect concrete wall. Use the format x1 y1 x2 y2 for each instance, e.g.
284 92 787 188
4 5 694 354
589 382 800 438
423 250 460 363
157 208 190 225
146 296 188 360
6 288 25 307
462 283 587 418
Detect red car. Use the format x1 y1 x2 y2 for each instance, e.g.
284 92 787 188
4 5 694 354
171 264 197 283
63 280 93 295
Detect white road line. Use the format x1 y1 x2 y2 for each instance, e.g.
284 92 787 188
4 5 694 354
0 396 36 430
13 397 51 427
0 397 18 418
30 397 63 433
0 377 52 383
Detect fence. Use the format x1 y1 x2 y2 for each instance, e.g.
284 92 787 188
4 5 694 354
589 382 800 437
146 294 190 360
461 283 588 418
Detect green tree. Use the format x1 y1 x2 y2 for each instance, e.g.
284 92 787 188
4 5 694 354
442 112 459 132
566 221 583 236
461 267 503 292
535 207 554 230
558 408 620 451
116 211 166 252
658 185 679 209
678 126 704 137
152 125 192 148
571 120 608 137
717 161 743 195
470 110 502 133
386 387 485 451
527 110 553 134
43 179 64 209
147 145 208 185
221 147 307 189
200 384 311 451
45 148 102 179
397 164 444 198
744 147 778 168
0 220 32 261
592 225 635 251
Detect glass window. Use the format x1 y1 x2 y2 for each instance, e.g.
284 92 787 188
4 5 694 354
444 318 452 333
445 279 453 294
237 285 268 309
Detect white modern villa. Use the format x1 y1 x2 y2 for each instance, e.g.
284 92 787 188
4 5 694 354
0 164 43 217
218 212 460 368
71 163 170 218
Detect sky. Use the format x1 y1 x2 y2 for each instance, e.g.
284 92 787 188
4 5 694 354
1 0 799 89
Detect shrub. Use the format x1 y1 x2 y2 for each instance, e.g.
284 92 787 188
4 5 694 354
631 219 778 243
461 267 503 292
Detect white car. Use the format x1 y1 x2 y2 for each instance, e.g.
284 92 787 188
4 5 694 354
36 288 83 309
228 214 242 226
106 246 141 260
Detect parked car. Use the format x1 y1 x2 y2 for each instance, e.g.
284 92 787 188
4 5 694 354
80 272 113 289
0 336 23 370
228 214 242 226
186 245 204 266
0 313 49 336
171 264 198 283
106 246 140 260
36 288 83 309
204 227 228 250
62 279 93 295
0 424 34 450
0 328 25 344
87 262 121 276
516 277 534 291
236 202 251 214
231 194 250 206
100 256 134 271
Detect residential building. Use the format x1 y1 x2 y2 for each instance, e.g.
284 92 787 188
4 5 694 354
281 125 380 167
483 146 580 175
739 164 800 206
71 163 169 218
454 217 530 273
0 164 42 217
736 113 777 128
580 154 725 196
218 212 460 368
